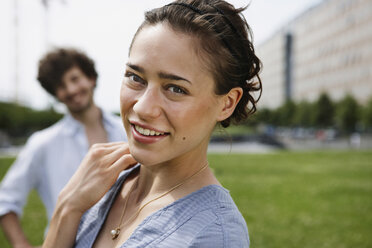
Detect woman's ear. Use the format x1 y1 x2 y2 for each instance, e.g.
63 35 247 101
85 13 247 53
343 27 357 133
217 87 243 122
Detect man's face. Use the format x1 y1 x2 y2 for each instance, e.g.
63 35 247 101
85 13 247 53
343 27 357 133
55 66 95 114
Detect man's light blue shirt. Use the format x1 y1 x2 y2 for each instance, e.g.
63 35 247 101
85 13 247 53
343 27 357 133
0 110 126 222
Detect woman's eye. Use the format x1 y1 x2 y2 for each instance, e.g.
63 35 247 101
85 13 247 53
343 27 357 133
131 75 142 82
124 72 144 84
168 85 187 95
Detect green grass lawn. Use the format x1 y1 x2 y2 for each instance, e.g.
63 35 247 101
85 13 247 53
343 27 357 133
0 151 371 247
0 157 47 247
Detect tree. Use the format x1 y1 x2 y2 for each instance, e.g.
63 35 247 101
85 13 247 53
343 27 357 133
292 100 314 127
277 100 296 126
362 96 372 130
252 108 273 125
312 93 334 128
0 101 63 138
335 95 360 133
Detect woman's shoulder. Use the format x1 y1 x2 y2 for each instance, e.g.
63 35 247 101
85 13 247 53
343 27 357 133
186 185 249 232
151 185 250 247
176 184 244 217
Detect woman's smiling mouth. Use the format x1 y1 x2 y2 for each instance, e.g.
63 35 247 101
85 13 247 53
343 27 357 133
130 122 170 144
134 125 166 136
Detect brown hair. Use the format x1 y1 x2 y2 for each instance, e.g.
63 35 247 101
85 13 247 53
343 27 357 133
37 48 98 96
131 0 262 127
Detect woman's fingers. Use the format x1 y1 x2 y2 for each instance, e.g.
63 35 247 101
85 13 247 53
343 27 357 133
92 141 127 147
110 153 138 173
102 144 132 166
58 141 137 213
87 142 131 166
89 142 128 156
89 142 129 156
87 142 134 170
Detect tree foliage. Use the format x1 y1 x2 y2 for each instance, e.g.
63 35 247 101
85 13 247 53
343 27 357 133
293 101 313 127
248 93 371 134
0 101 63 137
277 100 297 127
334 95 360 133
362 97 372 130
312 93 334 128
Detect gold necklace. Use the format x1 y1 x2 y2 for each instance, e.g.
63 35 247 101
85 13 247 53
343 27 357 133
110 162 209 240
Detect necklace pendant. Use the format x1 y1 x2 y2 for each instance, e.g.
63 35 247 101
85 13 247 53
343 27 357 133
110 228 120 240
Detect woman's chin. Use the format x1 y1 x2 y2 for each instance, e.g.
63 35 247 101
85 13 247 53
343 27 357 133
130 152 157 167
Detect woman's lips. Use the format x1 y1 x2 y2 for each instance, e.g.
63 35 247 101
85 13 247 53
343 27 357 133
133 124 167 136
131 124 169 144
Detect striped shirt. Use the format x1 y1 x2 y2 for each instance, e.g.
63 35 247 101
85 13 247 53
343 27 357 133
75 165 249 247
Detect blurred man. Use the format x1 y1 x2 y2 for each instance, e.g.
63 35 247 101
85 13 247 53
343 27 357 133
0 48 126 247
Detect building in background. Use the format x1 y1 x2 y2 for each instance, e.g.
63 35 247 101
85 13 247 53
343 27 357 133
257 0 372 109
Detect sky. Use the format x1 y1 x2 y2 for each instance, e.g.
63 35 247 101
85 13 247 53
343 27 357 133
0 0 323 113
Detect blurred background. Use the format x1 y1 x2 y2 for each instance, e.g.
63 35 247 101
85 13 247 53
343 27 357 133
0 0 371 247
1 0 371 151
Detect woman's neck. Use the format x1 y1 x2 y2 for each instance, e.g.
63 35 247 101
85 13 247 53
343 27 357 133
132 155 218 205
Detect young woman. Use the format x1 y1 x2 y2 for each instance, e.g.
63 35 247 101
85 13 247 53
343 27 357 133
43 0 262 247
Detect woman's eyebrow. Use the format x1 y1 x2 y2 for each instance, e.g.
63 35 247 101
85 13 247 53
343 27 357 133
126 62 191 84
158 72 191 84
126 63 144 73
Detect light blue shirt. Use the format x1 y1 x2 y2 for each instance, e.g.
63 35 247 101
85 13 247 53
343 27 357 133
0 110 126 223
75 165 249 247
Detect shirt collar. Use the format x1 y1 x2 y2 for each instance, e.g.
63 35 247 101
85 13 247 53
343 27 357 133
61 109 120 136
62 113 84 136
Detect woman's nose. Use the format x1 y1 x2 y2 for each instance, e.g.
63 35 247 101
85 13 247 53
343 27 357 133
133 87 162 120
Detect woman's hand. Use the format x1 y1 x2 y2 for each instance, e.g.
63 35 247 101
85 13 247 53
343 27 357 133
43 142 137 248
60 141 137 213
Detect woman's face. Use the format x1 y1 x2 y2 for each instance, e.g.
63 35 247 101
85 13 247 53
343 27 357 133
120 23 225 166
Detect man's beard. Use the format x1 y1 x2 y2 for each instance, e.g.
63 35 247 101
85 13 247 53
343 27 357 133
67 97 94 114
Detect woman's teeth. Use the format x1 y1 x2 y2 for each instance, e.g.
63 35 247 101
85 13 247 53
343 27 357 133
134 125 165 136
